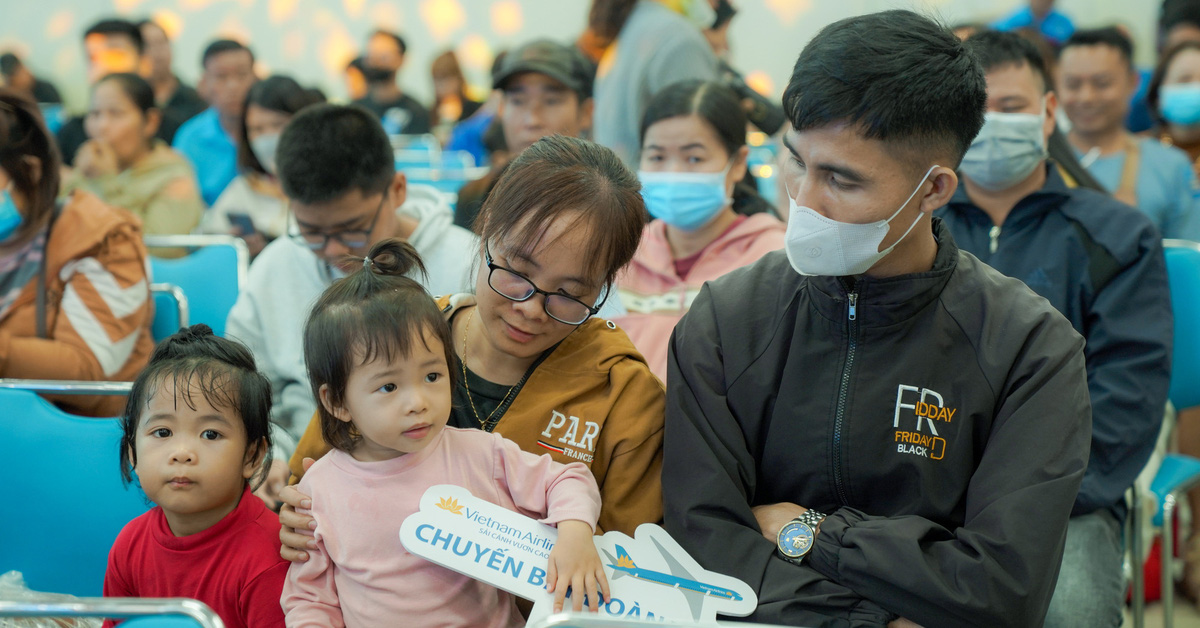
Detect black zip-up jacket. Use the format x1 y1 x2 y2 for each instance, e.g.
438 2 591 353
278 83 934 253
937 164 1172 518
663 219 1091 627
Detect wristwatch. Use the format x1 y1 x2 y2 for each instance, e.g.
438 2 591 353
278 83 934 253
777 509 827 564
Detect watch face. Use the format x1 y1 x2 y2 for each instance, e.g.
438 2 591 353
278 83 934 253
778 521 815 559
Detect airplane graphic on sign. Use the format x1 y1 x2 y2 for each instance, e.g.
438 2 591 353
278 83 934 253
604 540 743 620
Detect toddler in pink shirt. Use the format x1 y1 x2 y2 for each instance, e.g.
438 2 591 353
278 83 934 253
281 239 608 627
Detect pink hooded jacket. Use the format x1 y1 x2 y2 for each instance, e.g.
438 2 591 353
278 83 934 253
614 213 785 381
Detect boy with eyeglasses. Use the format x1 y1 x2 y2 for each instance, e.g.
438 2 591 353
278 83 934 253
225 104 476 501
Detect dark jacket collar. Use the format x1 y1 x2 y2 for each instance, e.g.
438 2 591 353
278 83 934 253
945 162 1072 227
805 217 959 326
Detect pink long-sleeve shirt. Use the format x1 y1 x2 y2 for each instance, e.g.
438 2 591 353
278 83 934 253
281 426 601 627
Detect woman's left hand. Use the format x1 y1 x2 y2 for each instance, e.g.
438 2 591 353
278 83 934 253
253 458 290 511
546 519 609 613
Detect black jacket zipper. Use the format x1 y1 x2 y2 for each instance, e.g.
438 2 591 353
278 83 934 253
832 286 858 505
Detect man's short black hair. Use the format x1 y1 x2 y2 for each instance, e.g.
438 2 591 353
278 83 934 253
1062 27 1134 68
1161 0 1200 43
783 10 986 167
84 18 145 55
202 39 254 69
276 104 395 205
0 53 21 78
965 29 1052 92
371 29 407 55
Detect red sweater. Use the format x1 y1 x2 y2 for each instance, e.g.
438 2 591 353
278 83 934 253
103 486 287 628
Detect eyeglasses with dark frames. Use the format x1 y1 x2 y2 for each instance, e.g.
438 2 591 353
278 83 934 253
484 241 606 325
289 194 387 252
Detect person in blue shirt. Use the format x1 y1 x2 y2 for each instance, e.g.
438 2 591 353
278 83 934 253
1057 27 1200 240
172 40 257 206
939 31 1172 628
992 0 1074 46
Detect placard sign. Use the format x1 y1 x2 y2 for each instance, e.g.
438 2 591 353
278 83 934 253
399 485 757 624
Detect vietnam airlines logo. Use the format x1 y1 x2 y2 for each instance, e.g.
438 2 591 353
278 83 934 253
891 385 955 461
436 497 465 515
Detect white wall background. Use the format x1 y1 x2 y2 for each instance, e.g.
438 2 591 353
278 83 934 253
0 0 1165 115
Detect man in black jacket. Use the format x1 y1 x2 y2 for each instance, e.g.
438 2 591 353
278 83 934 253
938 31 1172 628
663 10 1092 628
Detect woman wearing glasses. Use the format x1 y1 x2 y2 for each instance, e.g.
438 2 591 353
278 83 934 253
279 135 663 547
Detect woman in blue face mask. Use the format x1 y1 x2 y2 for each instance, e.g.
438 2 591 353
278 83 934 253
1149 40 1200 176
613 80 785 381
200 75 325 259
0 89 154 417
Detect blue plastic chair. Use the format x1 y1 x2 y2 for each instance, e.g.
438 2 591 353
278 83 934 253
395 151 478 172
144 235 247 338
388 133 439 153
149 283 189 342
404 166 488 198
0 389 151 597
1137 240 1200 628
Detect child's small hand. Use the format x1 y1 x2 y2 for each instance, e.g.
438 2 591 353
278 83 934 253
546 520 609 613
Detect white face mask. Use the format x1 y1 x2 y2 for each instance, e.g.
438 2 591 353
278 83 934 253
784 165 938 277
958 108 1047 191
250 133 281 176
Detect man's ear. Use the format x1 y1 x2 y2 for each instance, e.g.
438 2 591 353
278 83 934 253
1043 90 1059 144
918 166 960 215
389 171 408 209
319 384 352 423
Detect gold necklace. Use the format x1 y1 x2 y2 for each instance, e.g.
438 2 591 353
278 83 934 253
461 309 517 428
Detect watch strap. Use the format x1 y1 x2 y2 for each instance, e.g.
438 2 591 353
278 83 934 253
796 509 826 531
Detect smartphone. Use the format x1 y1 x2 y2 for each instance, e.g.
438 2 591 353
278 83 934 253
227 212 257 236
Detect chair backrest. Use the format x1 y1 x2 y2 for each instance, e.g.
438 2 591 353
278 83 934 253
395 149 477 172
145 235 248 338
0 389 150 597
405 166 488 196
1163 240 1200 410
389 133 439 153
149 283 189 342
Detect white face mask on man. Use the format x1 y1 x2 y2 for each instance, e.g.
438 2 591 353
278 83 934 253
957 105 1047 192
784 165 939 277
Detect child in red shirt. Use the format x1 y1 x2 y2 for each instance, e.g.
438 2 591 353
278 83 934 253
103 324 287 628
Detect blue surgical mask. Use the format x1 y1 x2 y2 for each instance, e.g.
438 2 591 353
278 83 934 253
1161 83 1200 126
958 109 1047 191
0 187 22 242
638 167 732 231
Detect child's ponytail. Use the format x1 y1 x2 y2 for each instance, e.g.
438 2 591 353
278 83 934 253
359 238 427 282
